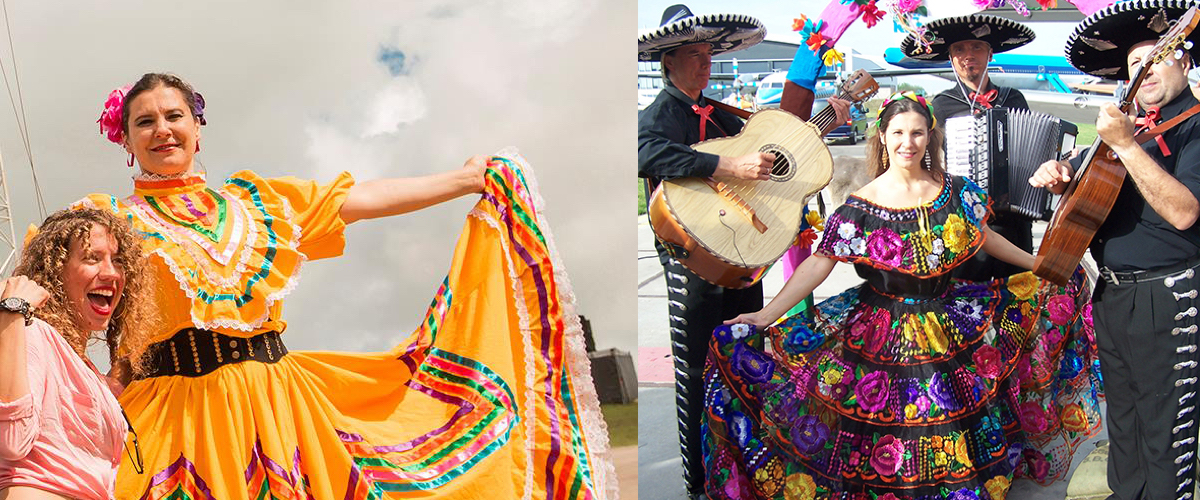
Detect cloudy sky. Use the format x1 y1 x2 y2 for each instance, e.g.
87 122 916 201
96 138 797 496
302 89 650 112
0 0 636 358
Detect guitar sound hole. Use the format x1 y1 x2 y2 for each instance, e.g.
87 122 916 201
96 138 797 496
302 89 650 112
761 144 795 182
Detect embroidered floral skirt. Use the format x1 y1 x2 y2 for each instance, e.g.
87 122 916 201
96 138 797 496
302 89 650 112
113 154 617 499
703 269 1102 500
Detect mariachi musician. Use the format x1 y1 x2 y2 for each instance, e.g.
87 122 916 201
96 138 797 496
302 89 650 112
901 13 1038 281
636 4 850 497
1031 0 1200 497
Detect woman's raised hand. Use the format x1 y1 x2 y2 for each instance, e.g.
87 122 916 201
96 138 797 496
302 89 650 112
463 155 489 194
2 276 49 310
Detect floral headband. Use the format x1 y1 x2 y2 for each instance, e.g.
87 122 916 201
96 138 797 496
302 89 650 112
97 84 206 146
874 91 936 131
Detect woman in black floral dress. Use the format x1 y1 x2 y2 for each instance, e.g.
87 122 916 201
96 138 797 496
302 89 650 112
702 92 1101 500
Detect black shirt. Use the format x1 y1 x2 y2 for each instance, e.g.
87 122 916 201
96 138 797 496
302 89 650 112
932 81 1030 128
1087 90 1200 272
638 85 744 189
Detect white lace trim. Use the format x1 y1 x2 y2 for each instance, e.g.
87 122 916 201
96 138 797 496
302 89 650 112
492 147 618 499
132 170 206 183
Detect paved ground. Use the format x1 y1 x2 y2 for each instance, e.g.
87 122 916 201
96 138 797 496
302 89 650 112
636 145 1111 499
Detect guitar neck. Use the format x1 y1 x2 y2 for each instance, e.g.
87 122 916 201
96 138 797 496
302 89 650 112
811 90 854 132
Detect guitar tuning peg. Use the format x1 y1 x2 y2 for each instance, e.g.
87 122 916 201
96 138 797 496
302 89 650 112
1187 40 1195 50
1176 48 1186 60
1167 58 1177 66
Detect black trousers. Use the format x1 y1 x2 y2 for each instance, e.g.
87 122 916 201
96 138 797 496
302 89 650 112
1094 263 1200 500
657 242 763 494
952 211 1033 281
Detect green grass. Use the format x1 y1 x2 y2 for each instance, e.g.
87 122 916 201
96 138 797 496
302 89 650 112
1075 123 1097 146
638 180 647 215
601 402 637 447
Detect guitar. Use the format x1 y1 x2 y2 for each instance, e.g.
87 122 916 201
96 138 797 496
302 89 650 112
649 70 880 288
1034 6 1200 286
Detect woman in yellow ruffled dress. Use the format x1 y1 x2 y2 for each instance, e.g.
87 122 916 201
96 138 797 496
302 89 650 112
76 73 615 499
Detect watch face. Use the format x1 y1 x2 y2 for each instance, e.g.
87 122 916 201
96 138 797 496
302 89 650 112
1 297 25 311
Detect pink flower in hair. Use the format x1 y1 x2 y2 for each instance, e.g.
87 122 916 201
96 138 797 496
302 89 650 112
97 84 132 146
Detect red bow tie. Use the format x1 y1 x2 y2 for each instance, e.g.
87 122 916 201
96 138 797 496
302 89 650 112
692 104 716 141
969 89 998 109
1136 107 1171 156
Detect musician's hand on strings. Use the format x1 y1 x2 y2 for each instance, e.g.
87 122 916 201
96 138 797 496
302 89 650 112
1029 160 1074 195
1096 103 1137 150
826 97 853 134
715 152 776 181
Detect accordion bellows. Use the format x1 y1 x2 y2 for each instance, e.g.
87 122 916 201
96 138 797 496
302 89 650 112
945 108 1076 220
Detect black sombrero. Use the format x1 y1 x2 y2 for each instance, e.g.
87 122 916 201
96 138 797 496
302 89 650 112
637 4 766 62
1065 0 1200 79
900 14 1035 61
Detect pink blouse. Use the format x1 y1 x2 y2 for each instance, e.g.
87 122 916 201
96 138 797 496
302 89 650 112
0 319 124 499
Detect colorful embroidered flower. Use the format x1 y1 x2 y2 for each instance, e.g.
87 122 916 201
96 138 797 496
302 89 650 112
822 368 844 386
850 237 867 255
861 0 886 28
904 403 919 420
838 221 858 240
713 324 742 345
98 84 133 145
1046 294 1075 325
732 323 752 340
732 343 775 384
949 488 980 500
986 476 1011 500
848 319 870 342
1016 358 1033 384
1061 403 1089 433
1024 448 1051 481
929 374 958 410
856 371 891 413
952 298 985 322
1036 0 1056 9
972 344 1003 379
974 202 988 221
1082 302 1094 331
1007 273 1038 301
792 415 831 454
931 237 945 255
1059 349 1084 379
916 395 931 413
866 227 903 267
926 252 941 270
1042 326 1064 350
870 434 905 476
830 382 851 401
784 323 825 354
726 462 754 499
942 214 971 254
730 411 753 448
834 241 852 257
783 472 817 500
955 434 973 467
862 309 892 354
1019 402 1049 434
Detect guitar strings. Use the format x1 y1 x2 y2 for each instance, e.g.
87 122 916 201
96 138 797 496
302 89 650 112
718 211 748 267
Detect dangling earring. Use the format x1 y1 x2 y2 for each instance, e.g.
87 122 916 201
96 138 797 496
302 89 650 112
882 150 889 169
196 141 201 153
127 153 134 168
924 152 932 170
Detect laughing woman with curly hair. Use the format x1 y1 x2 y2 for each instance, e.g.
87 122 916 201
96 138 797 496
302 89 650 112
0 208 154 499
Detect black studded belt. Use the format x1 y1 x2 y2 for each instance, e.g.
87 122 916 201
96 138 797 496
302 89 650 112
137 328 287 379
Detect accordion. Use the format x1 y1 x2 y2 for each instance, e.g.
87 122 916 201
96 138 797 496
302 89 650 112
944 108 1077 220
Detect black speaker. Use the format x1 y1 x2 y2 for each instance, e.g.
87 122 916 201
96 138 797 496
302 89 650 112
588 348 637 404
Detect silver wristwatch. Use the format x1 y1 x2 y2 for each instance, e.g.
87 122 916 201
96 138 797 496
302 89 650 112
0 297 32 326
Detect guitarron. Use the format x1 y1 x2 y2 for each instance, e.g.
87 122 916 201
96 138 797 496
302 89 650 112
649 70 879 288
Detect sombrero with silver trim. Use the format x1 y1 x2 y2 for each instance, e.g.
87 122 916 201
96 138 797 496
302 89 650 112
1065 0 1200 80
899 14 1035 61
637 4 766 62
